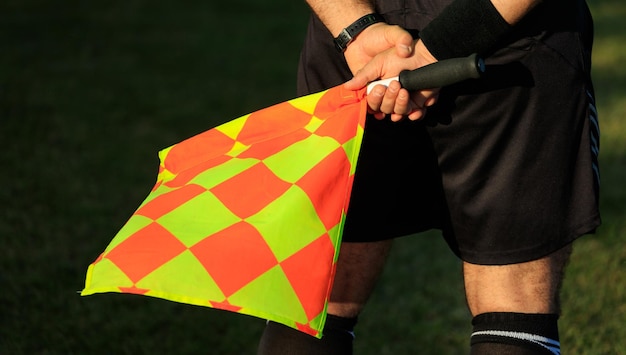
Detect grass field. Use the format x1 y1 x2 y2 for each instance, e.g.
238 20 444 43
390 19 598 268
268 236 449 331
1 0 624 353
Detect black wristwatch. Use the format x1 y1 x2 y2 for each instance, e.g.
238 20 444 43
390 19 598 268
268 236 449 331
333 13 385 52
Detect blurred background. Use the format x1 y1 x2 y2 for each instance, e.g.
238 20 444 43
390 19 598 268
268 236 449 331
1 0 624 353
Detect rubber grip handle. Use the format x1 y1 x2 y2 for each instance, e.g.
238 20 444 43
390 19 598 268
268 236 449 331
398 53 485 91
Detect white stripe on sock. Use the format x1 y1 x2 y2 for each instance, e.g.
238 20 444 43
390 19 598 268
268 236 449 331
472 330 561 355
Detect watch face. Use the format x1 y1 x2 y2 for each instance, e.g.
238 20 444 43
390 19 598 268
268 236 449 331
334 29 352 52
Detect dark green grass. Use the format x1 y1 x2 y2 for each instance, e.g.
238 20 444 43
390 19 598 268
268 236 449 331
1 0 624 353
1 1 307 353
557 1 626 354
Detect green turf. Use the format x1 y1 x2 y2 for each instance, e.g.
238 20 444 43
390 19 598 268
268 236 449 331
557 1 626 354
2 0 624 353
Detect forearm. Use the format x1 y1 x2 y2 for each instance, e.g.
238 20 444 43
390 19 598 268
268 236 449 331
305 0 375 36
492 0 542 25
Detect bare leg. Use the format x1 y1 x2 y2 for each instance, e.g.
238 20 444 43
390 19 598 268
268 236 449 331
327 240 393 317
464 244 573 354
463 244 572 316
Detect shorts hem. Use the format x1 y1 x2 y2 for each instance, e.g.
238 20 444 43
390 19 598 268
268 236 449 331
454 214 601 265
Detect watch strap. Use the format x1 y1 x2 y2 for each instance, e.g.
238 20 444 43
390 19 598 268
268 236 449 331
333 13 385 52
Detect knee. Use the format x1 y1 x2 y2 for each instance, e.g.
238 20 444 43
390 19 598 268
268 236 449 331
463 244 573 316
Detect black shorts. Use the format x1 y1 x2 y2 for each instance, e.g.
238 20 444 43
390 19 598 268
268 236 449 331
296 1 601 265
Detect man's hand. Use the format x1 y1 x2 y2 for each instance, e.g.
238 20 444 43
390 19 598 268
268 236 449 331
345 40 440 121
343 23 414 75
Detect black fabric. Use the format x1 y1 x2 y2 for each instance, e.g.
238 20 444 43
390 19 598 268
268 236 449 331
342 114 448 243
324 314 359 334
297 0 600 265
470 312 560 355
470 342 554 355
472 313 560 340
257 315 358 355
427 39 600 264
419 0 511 59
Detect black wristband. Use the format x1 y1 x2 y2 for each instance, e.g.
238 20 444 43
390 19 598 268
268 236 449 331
419 0 511 60
333 13 385 52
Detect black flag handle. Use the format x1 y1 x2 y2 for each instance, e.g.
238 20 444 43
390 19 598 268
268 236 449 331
367 53 485 93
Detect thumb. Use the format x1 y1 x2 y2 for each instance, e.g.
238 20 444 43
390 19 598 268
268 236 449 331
385 25 413 57
344 64 381 91
344 71 369 91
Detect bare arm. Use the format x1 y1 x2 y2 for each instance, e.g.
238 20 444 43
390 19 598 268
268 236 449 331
305 0 376 37
492 0 542 25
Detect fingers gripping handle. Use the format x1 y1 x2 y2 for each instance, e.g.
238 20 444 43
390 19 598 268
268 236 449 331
366 53 485 94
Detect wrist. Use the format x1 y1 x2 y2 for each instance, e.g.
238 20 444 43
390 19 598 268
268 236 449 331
333 13 386 52
414 40 438 64
306 1 376 38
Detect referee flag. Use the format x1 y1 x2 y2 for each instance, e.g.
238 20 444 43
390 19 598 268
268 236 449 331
81 85 368 338
81 54 482 338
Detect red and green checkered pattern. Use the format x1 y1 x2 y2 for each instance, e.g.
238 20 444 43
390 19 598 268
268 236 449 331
81 85 368 338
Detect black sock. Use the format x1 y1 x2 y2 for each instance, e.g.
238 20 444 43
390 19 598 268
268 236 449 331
470 312 561 355
257 315 358 355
